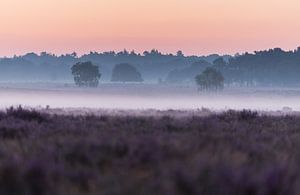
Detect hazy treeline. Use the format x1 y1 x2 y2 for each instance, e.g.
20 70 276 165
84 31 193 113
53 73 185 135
0 50 223 82
169 47 300 87
1 47 300 87
219 47 300 87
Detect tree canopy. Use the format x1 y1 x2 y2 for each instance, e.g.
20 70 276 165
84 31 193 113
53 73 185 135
71 61 101 87
111 63 143 82
219 48 300 86
195 67 224 91
213 57 226 67
166 60 211 83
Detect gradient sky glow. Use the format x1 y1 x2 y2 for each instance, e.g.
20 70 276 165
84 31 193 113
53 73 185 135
0 0 300 56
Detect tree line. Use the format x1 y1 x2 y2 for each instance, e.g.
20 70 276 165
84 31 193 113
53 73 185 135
0 50 222 82
1 47 300 87
218 47 300 86
71 47 300 90
167 47 300 88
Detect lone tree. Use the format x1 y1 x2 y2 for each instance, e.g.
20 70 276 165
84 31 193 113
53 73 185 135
195 67 224 91
71 61 101 87
111 63 143 82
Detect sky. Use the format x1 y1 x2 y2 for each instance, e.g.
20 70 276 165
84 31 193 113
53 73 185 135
0 0 300 56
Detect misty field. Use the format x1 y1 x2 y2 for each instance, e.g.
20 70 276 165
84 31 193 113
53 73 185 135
1 83 300 111
0 107 300 195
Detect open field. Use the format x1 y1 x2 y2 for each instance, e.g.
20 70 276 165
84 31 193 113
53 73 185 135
1 83 300 111
0 107 300 194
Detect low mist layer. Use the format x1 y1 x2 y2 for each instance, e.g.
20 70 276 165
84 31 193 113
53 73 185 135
1 84 299 111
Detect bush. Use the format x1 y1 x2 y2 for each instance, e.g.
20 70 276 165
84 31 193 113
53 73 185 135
71 61 101 87
195 67 224 91
6 106 47 123
111 63 143 82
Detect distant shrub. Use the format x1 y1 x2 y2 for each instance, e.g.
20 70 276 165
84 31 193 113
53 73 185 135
6 106 47 123
238 109 258 120
111 63 143 82
218 109 258 121
195 67 224 91
71 61 101 87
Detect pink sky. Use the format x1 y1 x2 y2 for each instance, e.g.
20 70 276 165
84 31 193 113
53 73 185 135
0 0 300 56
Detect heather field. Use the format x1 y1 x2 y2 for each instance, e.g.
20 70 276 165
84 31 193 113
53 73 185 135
0 107 300 195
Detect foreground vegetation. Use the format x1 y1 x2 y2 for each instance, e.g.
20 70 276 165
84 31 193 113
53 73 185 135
1 107 300 194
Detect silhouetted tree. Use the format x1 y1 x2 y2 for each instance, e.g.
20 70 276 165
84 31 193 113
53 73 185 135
71 61 101 87
176 50 184 57
195 67 224 91
111 63 143 82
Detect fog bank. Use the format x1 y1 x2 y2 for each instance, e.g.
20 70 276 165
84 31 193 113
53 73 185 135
0 84 299 112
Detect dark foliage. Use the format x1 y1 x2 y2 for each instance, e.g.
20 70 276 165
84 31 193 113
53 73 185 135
0 50 224 82
2 47 300 86
165 60 211 83
213 57 227 67
195 67 224 91
1 108 300 194
111 63 143 82
71 61 101 87
220 47 300 86
6 106 47 123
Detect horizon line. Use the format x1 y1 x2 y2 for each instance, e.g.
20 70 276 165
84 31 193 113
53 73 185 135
1 46 300 58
